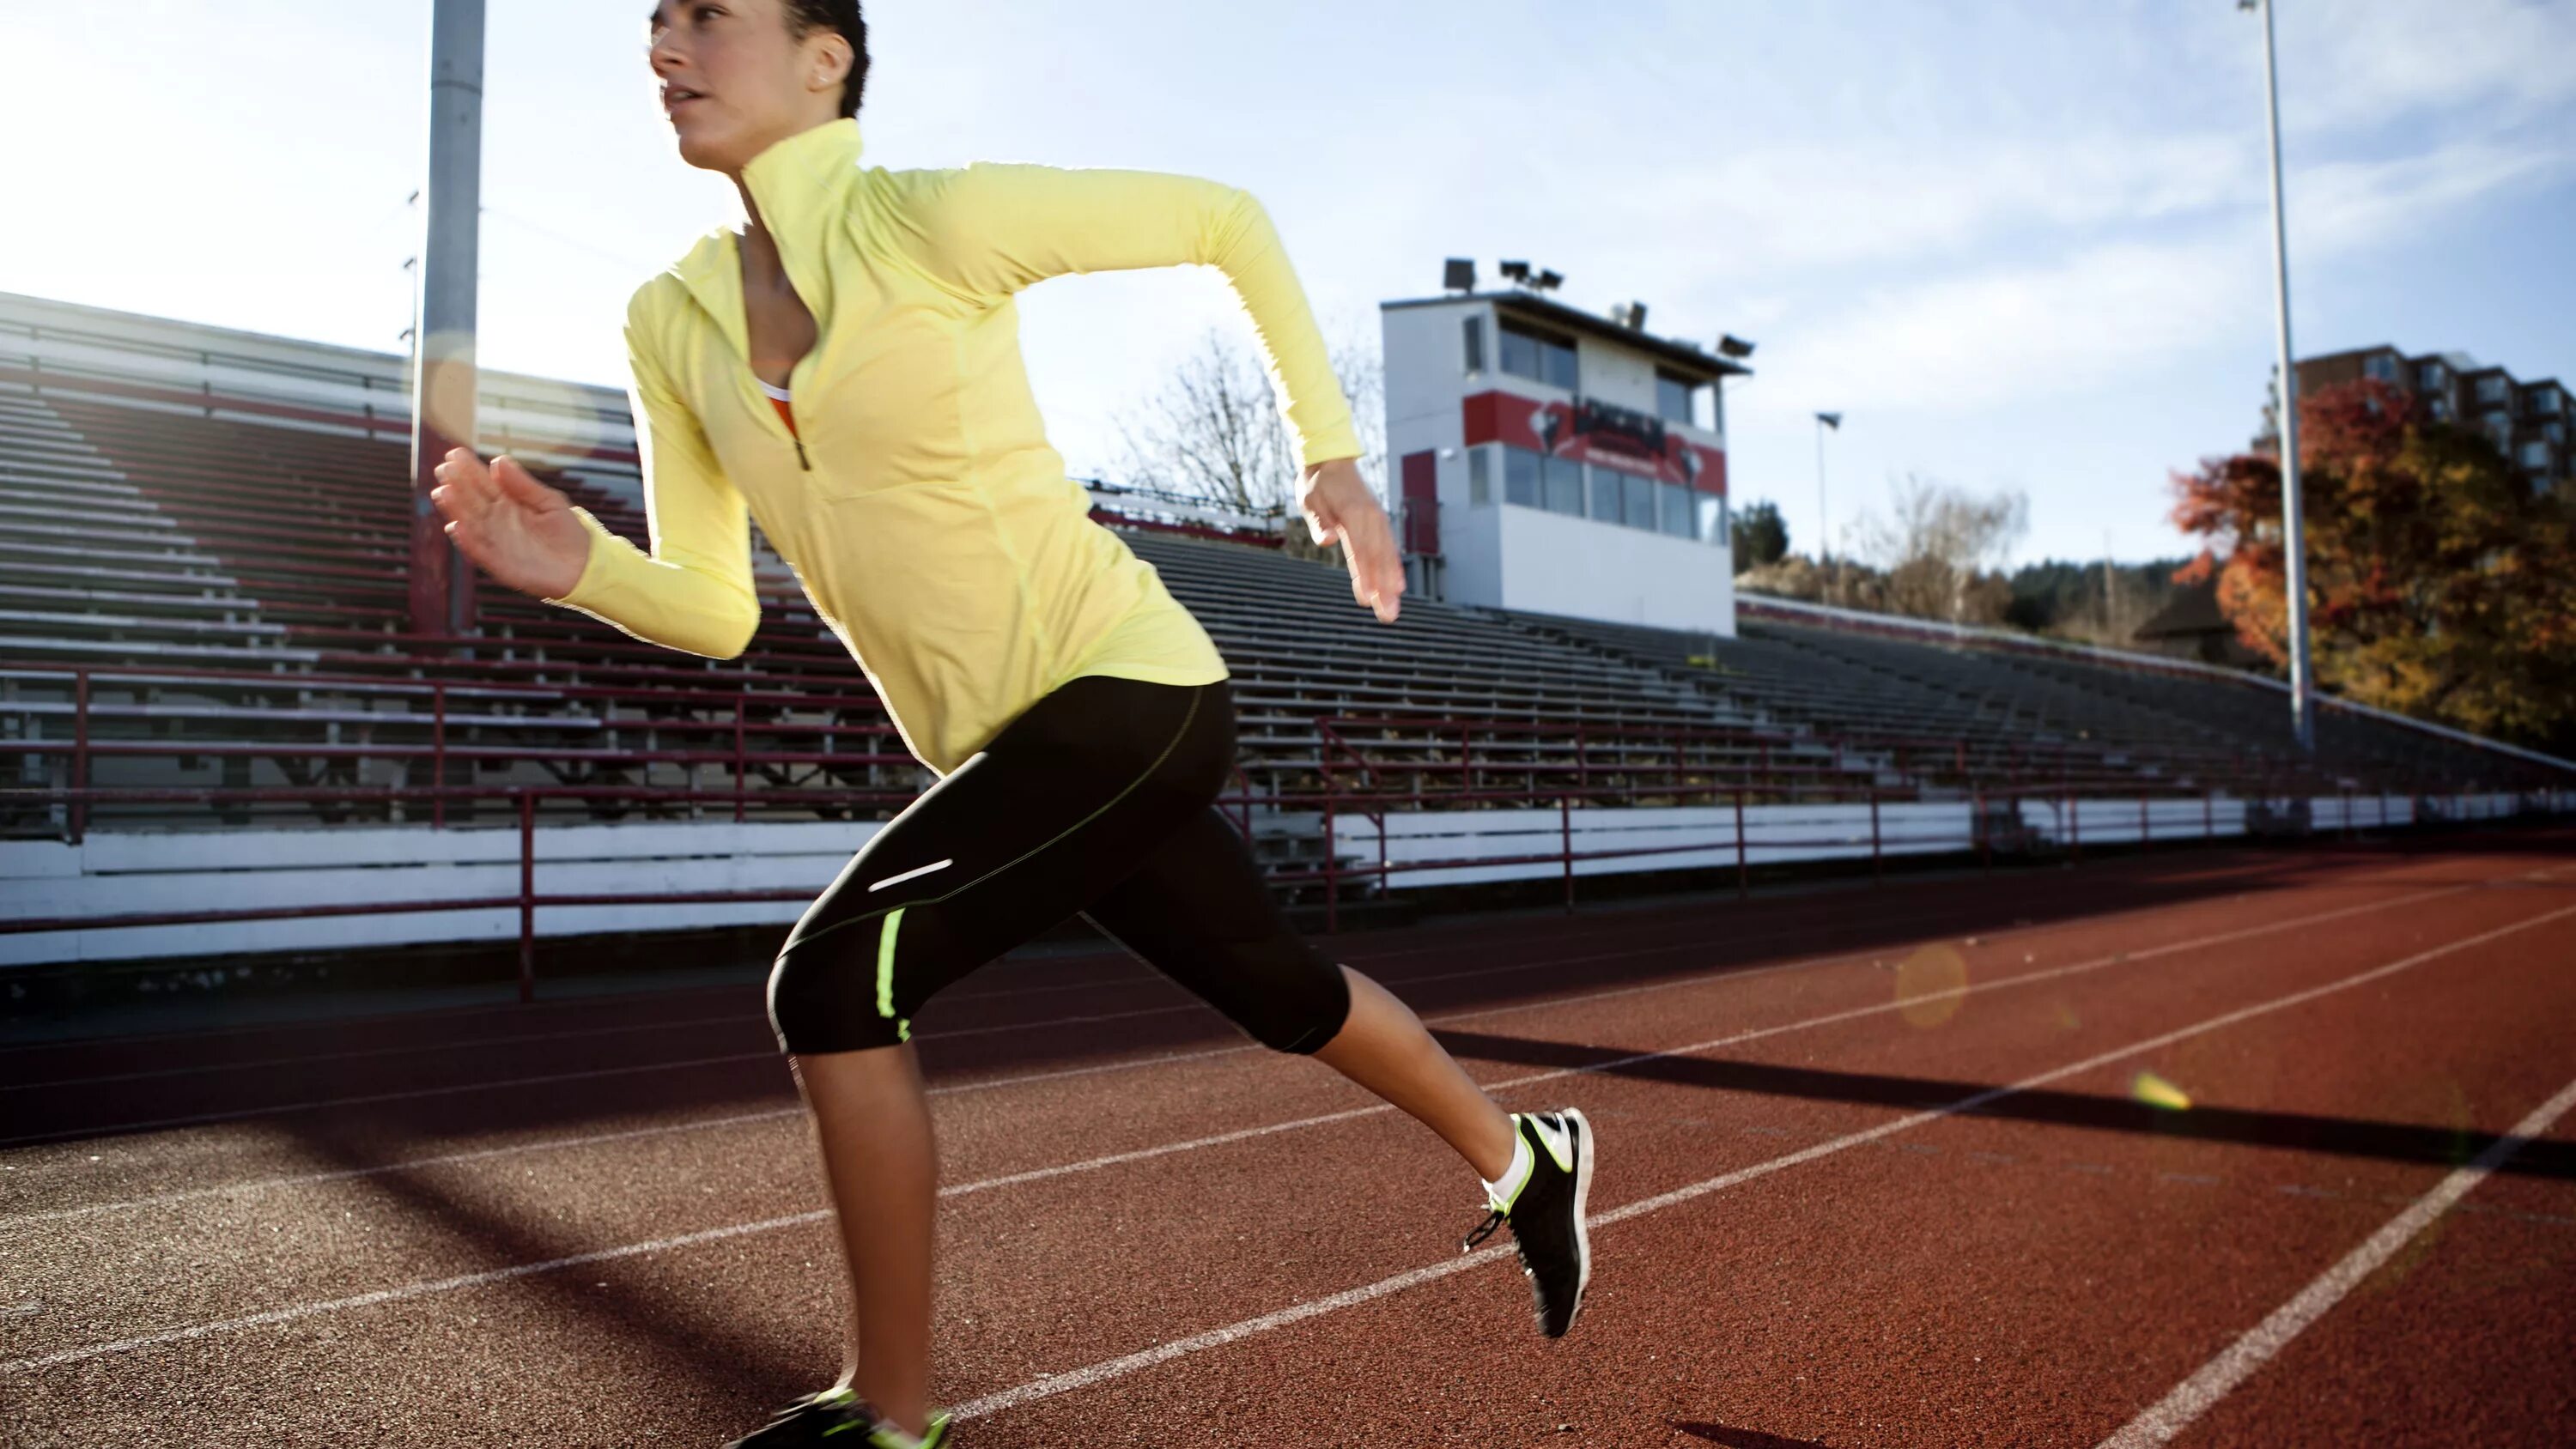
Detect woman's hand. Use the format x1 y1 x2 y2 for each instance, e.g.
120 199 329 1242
1299 458 1405 624
428 448 593 601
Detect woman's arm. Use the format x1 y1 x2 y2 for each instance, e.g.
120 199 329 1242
897 163 1400 619
898 163 1363 470
432 311 762 660
547 318 764 658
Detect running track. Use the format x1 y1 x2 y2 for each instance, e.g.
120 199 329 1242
3 832 2573 1446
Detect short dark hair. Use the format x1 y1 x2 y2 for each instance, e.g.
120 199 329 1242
784 0 869 118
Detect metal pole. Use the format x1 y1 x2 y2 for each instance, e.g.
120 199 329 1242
2257 0 2315 753
1560 795 1575 913
1814 416 1831 566
70 668 89 846
517 789 536 1003
1323 797 1339 937
1868 791 1881 879
1734 785 1748 896
410 0 486 640
431 681 447 829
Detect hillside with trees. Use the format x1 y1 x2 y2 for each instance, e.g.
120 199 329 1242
2172 377 2576 751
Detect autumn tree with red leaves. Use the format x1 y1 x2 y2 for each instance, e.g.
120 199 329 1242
2170 378 2576 751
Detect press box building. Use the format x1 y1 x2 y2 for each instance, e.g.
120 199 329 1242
1381 272 1748 634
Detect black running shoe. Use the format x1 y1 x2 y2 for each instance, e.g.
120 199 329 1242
1461 1108 1595 1337
721 1385 953 1447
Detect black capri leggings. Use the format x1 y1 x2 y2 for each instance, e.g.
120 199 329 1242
766 675 1352 1056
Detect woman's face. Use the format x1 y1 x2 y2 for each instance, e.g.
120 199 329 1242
647 0 848 174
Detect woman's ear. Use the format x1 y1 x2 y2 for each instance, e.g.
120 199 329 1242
809 33 853 95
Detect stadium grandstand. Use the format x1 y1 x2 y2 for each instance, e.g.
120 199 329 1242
3 289 2571 977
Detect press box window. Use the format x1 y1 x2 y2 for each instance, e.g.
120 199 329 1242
1621 473 1657 530
1461 316 1485 374
1543 455 1585 516
1503 446 1541 507
1589 468 1625 523
1498 321 1579 391
1467 445 1492 505
1698 494 1726 547
1658 482 1694 538
1656 373 1702 427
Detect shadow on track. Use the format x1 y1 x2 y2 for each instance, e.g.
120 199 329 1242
1673 1422 1832 1447
1432 1029 2576 1181
10 833 2565 1153
283 1119 821 1415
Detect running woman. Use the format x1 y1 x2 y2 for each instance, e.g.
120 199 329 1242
429 3 1593 1443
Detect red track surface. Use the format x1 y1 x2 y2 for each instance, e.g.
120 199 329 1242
3 833 2573 1447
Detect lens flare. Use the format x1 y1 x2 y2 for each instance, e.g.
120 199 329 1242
1894 945 1969 1028
2132 1070 2193 1112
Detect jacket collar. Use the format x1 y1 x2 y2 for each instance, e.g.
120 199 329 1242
670 118 865 357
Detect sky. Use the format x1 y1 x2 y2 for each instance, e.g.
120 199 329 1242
4 0 2571 565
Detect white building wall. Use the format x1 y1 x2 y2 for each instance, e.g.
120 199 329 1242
1441 498 1505 615
1492 504 1733 632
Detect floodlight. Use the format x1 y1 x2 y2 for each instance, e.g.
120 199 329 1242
1443 258 1476 292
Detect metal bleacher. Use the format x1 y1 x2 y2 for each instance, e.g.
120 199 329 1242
3 297 2560 851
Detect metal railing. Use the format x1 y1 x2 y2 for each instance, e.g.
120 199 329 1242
9 747 2560 1000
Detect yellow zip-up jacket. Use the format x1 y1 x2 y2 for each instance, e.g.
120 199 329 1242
544 118 1361 773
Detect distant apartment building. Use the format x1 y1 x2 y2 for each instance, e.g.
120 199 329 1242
2281 344 2572 499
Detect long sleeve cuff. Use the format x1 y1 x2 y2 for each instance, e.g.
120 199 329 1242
541 506 761 661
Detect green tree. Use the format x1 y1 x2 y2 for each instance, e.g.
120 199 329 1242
2171 378 2576 749
1730 499 1789 573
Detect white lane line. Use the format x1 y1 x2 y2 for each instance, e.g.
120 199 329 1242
0 882 2459 1227
2093 1070 2576 1449
0 856 2464 1150
0 896 2024 1146
948 900 2576 1426
3 888 2526 1372
0 932 1930 1226
0 1208 835 1375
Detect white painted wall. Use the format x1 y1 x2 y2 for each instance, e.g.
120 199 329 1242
1490 501 1735 633
0 819 876 967
1441 497 1505 616
1335 802 1972 889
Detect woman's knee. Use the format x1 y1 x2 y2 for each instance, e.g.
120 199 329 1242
768 925 910 1055
1242 945 1352 1055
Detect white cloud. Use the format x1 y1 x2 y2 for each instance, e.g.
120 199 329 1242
1747 234 2262 417
2282 0 2576 133
1596 134 2257 277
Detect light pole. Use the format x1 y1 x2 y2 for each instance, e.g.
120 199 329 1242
1814 411 1842 565
2249 0 2316 752
410 0 486 640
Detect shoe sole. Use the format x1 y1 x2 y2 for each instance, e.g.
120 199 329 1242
1564 1107 1595 1332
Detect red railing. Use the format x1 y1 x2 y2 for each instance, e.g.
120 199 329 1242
8 670 2568 999
3 764 2561 1000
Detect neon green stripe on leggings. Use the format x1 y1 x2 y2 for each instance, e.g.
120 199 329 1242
877 906 905 1022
